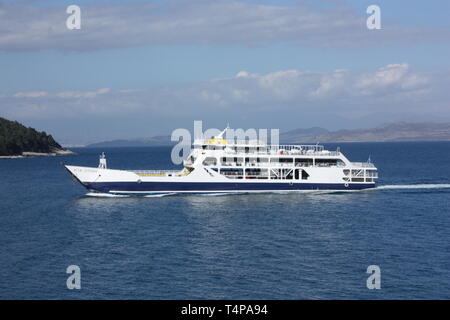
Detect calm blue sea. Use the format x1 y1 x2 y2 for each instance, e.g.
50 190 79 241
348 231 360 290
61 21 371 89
1 142 450 299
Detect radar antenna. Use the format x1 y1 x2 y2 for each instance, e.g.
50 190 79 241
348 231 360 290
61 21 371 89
217 124 230 139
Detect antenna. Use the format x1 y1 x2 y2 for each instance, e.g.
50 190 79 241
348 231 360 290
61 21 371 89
218 124 229 139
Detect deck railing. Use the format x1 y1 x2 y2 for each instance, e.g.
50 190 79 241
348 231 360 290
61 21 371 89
223 146 340 157
350 162 376 168
194 139 345 156
218 162 346 168
131 170 181 176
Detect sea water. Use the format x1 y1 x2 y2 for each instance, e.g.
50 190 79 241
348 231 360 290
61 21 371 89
1 142 449 299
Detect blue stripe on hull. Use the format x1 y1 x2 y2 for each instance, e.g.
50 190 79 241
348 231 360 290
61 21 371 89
84 181 375 193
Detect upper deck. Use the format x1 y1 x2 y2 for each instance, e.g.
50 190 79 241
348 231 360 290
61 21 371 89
189 138 376 170
193 139 341 157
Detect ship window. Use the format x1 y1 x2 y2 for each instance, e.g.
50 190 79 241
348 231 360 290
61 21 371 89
352 169 364 177
301 170 309 180
295 158 313 167
221 157 243 166
270 169 281 179
269 169 294 179
271 157 293 165
366 170 377 178
203 157 217 166
245 157 268 166
316 159 338 167
220 168 243 179
284 169 294 180
295 169 300 180
245 168 268 179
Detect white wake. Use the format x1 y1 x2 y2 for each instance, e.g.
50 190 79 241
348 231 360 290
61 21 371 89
144 193 176 198
85 192 130 198
376 184 450 190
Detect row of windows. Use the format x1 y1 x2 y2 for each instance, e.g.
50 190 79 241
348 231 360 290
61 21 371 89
198 145 273 152
203 157 343 167
214 168 309 180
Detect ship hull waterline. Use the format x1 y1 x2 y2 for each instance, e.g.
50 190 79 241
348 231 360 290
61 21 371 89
79 180 375 195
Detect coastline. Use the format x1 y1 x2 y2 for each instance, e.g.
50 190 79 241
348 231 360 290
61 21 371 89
0 149 76 159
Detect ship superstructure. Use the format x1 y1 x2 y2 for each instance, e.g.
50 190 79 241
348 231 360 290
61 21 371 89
65 127 378 195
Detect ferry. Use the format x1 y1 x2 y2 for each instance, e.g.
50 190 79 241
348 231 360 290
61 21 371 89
65 127 378 195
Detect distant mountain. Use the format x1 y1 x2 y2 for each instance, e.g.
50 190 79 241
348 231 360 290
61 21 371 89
281 122 450 143
86 135 173 148
0 117 72 157
85 122 450 147
280 127 329 142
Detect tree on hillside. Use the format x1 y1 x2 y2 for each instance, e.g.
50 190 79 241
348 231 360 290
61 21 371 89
0 117 62 156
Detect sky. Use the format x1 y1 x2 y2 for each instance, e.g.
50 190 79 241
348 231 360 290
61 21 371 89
0 0 449 145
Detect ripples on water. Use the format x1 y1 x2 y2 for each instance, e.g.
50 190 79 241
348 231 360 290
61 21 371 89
1 142 450 299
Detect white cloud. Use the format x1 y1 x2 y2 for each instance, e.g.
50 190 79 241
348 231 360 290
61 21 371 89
13 88 111 99
1 64 445 121
0 1 448 51
356 64 409 88
55 88 110 98
13 91 48 98
2 64 450 142
311 69 348 98
235 71 253 78
353 64 429 95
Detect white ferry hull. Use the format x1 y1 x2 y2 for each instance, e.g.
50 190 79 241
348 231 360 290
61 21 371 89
65 165 375 195
65 127 378 196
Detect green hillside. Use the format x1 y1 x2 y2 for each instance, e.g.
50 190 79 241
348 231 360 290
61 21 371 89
0 117 62 156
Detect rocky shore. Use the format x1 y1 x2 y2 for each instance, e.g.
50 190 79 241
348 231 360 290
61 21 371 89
0 148 76 159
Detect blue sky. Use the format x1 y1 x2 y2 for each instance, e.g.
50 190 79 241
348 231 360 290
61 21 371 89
1 0 449 144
